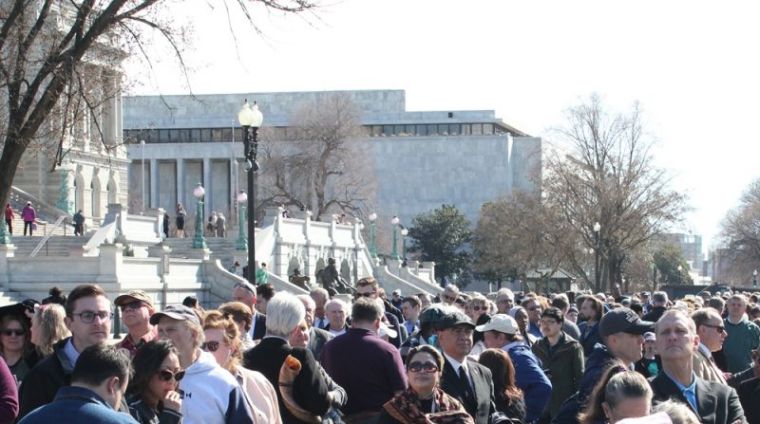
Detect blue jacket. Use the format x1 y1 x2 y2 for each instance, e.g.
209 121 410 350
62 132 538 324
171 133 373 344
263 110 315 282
18 386 137 424
506 343 552 423
578 321 602 358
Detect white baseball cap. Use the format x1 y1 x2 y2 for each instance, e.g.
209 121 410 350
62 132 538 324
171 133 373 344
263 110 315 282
474 314 519 335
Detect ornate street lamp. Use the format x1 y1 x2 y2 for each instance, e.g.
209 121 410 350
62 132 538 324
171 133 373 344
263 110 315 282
391 215 400 260
401 227 409 263
191 183 207 249
140 139 146 212
235 191 248 251
593 222 601 290
754 270 758 287
237 100 264 284
0 217 10 245
368 213 377 258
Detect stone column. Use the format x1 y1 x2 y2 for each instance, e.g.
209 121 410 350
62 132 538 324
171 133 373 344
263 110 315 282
202 158 211 218
0 244 16 290
176 159 185 209
150 159 158 209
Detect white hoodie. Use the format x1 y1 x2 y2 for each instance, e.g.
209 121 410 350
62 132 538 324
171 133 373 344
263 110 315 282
178 350 253 424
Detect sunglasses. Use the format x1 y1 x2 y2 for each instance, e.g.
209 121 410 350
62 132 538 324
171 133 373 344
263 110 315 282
408 361 439 373
157 369 185 382
120 301 145 312
1 330 23 337
201 341 221 352
703 323 726 332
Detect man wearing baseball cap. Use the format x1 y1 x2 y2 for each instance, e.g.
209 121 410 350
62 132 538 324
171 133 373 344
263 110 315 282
553 307 653 424
114 290 156 358
153 305 253 424
478 314 551 424
437 310 496 424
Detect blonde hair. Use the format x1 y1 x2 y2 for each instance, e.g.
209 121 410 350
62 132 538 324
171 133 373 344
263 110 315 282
203 310 241 373
34 304 70 356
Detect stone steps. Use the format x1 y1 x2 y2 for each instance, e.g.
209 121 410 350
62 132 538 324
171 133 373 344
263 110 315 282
162 237 242 268
8 236 87 257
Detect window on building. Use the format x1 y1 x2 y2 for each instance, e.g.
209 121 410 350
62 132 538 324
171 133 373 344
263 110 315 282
462 124 471 135
483 124 494 135
472 124 482 135
416 124 427 136
438 124 449 136
382 125 393 136
190 129 201 142
427 124 438 135
449 124 460 135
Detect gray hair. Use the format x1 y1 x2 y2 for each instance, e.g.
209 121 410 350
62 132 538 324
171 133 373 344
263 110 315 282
296 294 316 311
652 400 700 424
265 292 306 337
655 309 696 336
444 284 459 294
309 287 329 300
325 298 348 312
652 291 669 305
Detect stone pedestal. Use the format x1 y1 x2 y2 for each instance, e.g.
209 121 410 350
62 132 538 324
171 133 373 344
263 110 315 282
0 244 16 289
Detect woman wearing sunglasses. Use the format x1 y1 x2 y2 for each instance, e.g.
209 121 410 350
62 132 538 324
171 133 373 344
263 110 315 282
202 311 279 423
127 339 183 424
0 314 38 385
379 345 473 424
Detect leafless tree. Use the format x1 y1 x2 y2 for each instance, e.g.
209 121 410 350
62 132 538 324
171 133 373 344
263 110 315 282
473 192 576 285
545 94 687 292
257 93 376 221
0 0 317 208
719 178 760 283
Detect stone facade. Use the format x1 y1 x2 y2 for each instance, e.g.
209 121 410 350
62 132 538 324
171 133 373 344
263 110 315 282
122 90 541 229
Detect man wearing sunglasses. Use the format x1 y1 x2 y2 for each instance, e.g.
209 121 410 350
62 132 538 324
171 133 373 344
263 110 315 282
19 284 113 420
114 290 157 358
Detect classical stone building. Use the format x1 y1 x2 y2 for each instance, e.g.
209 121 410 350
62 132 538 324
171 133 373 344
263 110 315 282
122 90 541 230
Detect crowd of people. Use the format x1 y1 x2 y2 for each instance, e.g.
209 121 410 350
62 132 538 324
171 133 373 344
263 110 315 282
0 280 757 423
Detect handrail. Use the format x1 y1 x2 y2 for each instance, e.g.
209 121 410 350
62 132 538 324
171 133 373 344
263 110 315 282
11 186 73 220
30 216 67 257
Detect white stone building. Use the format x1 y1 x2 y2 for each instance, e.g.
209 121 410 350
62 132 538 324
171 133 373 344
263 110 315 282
122 90 541 233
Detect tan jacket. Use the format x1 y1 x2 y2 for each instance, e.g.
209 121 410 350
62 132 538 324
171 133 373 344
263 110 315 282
693 345 727 384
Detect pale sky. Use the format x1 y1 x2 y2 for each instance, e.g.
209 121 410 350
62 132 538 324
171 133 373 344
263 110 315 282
128 0 760 255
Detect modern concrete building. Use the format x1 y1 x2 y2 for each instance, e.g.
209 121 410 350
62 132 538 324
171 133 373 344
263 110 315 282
122 90 541 232
659 232 704 274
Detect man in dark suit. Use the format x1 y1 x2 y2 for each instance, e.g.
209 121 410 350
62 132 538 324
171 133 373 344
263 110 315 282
437 309 496 424
243 292 331 423
650 309 746 424
232 281 266 340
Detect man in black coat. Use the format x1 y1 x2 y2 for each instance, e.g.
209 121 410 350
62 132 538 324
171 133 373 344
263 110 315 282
243 292 331 424
650 309 746 424
437 310 496 424
232 281 266 340
18 284 114 420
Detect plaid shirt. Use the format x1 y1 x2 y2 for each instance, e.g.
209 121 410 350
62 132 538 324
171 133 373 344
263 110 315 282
117 328 158 358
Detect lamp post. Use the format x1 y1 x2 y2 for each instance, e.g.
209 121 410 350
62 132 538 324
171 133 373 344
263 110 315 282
235 191 247 251
368 213 377 258
391 216 400 260
593 222 601 290
401 227 408 264
753 270 757 287
677 265 683 284
140 140 146 212
191 183 206 249
237 100 264 284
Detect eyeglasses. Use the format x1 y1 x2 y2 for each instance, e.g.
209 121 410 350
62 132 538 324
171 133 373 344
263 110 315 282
702 323 726 333
408 361 439 373
1 330 24 337
119 301 145 312
157 369 185 382
73 311 113 324
201 341 221 352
